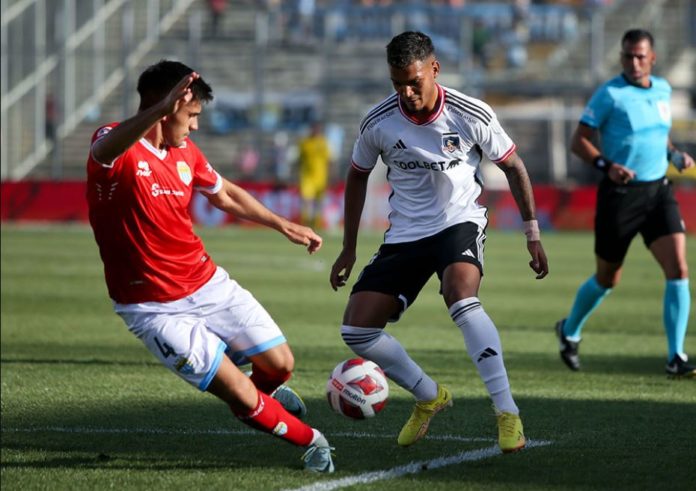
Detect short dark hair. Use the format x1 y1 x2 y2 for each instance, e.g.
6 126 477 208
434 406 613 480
137 60 213 108
621 29 654 47
386 31 435 69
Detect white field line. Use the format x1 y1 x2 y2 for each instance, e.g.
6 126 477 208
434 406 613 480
286 440 553 491
2 426 492 443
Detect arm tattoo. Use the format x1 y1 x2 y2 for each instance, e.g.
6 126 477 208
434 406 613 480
497 154 536 221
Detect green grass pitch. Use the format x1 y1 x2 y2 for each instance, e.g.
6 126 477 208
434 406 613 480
2 224 695 490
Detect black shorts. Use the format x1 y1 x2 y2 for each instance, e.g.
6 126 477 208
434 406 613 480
595 177 685 263
351 222 486 321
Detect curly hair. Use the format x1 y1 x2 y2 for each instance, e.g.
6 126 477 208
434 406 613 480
386 31 435 69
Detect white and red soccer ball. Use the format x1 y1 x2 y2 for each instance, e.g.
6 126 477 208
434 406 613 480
326 358 389 419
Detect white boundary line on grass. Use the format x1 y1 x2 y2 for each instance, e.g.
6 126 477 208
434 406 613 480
4 426 550 490
285 440 552 491
3 426 493 443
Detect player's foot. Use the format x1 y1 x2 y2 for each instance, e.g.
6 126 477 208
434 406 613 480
495 408 526 453
665 354 696 378
302 433 335 473
271 385 308 419
555 318 580 371
397 384 453 447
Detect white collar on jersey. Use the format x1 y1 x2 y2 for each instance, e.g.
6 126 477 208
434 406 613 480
139 138 168 160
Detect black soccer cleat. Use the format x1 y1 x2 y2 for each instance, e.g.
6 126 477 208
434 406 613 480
555 319 580 371
665 354 696 379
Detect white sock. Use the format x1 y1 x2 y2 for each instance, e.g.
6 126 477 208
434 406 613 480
341 325 438 401
449 298 518 414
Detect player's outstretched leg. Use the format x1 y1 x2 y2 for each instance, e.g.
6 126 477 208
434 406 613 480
236 391 335 473
495 406 526 453
341 325 447 445
397 384 453 446
301 431 335 473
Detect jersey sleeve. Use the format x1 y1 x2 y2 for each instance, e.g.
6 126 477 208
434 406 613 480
189 141 223 194
474 113 516 163
350 127 380 173
87 123 126 172
579 84 613 128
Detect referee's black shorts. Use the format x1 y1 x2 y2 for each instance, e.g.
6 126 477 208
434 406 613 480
595 177 685 263
351 222 486 322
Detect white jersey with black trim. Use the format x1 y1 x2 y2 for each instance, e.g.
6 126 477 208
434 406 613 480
351 84 516 244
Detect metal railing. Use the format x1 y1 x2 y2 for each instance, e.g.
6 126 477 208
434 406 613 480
0 0 196 180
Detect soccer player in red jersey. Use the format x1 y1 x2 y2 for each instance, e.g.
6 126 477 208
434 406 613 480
86 60 334 473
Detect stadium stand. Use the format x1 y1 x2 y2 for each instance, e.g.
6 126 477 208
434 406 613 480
2 0 693 185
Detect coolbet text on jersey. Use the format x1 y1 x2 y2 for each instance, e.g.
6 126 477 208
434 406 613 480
351 84 516 244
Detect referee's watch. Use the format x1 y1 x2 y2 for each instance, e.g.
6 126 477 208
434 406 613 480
593 156 611 173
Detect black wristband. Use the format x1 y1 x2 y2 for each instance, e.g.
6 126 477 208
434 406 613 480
593 156 611 173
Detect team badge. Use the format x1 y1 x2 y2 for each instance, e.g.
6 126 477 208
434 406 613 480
657 101 671 123
177 161 192 185
442 133 461 153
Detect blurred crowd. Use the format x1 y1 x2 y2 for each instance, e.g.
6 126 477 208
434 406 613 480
206 0 615 71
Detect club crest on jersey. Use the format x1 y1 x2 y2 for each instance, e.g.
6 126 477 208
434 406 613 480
177 161 192 185
442 133 461 153
657 101 671 123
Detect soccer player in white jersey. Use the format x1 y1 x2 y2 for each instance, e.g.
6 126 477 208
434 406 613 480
329 32 549 453
86 60 334 472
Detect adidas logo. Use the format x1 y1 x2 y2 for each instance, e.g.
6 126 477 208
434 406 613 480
461 249 475 258
392 139 407 150
477 347 498 362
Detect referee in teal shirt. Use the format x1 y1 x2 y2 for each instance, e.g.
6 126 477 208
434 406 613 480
555 29 695 377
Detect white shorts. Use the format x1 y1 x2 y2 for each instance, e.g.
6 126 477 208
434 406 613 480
114 267 286 391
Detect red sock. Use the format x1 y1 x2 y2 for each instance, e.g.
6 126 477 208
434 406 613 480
236 391 313 446
250 370 290 394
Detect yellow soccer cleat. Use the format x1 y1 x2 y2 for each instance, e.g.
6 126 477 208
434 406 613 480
397 384 453 446
496 409 526 453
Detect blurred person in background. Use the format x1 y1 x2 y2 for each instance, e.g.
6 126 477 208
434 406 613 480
330 31 548 453
556 29 695 378
207 0 228 38
297 121 332 228
86 60 335 472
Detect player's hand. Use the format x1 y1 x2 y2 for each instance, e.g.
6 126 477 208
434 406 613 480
282 222 322 254
679 151 695 171
330 248 357 291
159 72 199 116
607 163 635 185
527 240 548 279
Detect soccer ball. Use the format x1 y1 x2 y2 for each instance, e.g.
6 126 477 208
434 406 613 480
326 358 389 419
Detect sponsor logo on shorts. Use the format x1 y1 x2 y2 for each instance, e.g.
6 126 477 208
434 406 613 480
174 356 195 375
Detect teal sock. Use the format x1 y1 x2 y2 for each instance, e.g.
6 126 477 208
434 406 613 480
663 279 690 360
564 275 611 340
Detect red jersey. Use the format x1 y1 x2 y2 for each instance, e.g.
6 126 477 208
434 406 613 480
86 123 221 304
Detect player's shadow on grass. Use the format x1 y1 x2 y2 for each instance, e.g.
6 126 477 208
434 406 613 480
503 350 677 377
3 395 696 488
